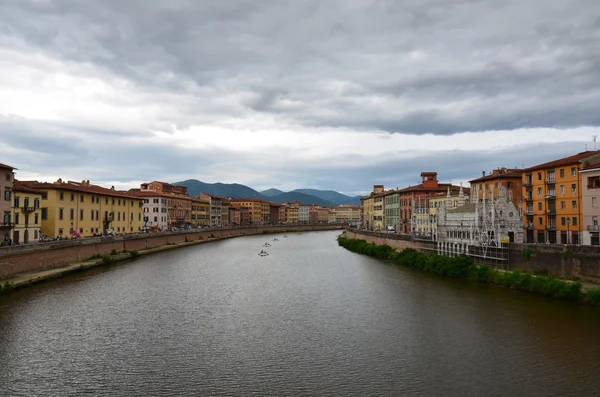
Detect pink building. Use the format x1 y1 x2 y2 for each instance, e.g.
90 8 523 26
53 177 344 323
0 163 16 245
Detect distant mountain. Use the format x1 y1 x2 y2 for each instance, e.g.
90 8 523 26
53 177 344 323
174 180 260 198
260 188 284 197
291 189 362 206
174 180 346 207
267 192 335 207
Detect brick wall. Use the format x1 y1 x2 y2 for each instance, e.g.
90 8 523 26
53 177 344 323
0 225 342 280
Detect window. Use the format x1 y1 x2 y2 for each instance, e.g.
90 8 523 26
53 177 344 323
80 209 84 221
79 228 83 233
118 212 121 221
112 199 115 205
80 195 84 202
572 184 576 194
15 214 19 225
593 197 598 207
70 208 74 220
91 196 94 204
58 228 63 235
138 213 141 221
5 173 10 181
14 197 19 208
537 187 542 196
34 213 38 224
573 217 578 226
4 189 10 201
572 200 577 209
561 201 565 210
59 208 64 220
71 193 74 201
571 167 576 176
507 182 512 188
96 210 99 220
131 213 133 221
154 216 158 222
560 185 565 195
34 230 38 239
538 202 542 210
41 208 47 220
539 217 543 225
560 169 565 178
105 198 109 205
537 172 542 180
91 209 94 220
118 199 121 206
34 199 39 209
561 217 566 226
59 192 64 201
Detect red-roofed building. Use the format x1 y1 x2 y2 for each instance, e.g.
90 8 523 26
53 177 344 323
469 168 524 208
522 151 600 244
396 172 465 234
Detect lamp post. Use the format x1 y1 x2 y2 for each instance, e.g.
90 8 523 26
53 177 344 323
567 217 571 245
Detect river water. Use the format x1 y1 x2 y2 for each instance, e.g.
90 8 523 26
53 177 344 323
1 231 599 396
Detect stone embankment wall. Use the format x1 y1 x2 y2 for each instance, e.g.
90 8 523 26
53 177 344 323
345 230 600 283
0 225 342 280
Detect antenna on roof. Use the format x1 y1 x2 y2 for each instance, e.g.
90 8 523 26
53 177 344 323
594 135 598 151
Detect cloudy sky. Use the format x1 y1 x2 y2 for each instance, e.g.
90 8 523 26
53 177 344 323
1 0 599 196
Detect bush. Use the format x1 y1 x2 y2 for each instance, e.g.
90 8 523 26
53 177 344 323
129 250 139 258
338 235 586 304
101 255 116 265
586 289 600 306
110 249 118 255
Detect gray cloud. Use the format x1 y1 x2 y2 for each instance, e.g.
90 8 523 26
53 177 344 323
1 0 600 195
2 0 600 134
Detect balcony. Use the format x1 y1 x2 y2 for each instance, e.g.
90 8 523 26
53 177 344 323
587 225 599 231
547 224 556 230
0 222 14 229
524 179 533 186
544 193 555 200
527 222 534 230
545 177 556 184
526 209 534 215
525 195 533 201
21 206 36 213
547 208 556 215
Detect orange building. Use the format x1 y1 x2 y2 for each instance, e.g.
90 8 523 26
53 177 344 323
523 151 600 244
0 163 15 245
469 168 523 207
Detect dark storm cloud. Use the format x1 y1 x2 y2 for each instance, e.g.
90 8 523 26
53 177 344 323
2 0 600 134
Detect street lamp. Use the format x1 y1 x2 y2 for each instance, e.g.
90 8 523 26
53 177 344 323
567 217 571 245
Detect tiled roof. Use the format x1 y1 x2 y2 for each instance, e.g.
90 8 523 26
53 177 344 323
469 169 524 183
31 180 141 200
12 180 42 194
229 197 265 202
0 162 16 170
524 151 600 172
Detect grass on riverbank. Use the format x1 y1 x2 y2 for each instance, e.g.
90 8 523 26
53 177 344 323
337 235 599 306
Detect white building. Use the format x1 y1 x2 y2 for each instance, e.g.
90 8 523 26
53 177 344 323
298 203 310 223
436 184 524 248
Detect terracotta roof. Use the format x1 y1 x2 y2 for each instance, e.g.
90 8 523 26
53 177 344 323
396 183 465 194
229 197 265 203
469 169 524 183
201 193 226 200
524 151 600 172
12 180 42 194
0 162 16 170
581 162 600 171
31 180 142 200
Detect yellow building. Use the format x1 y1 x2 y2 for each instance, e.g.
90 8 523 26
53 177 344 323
221 199 230 226
191 197 210 228
285 205 299 223
11 181 43 244
230 198 265 224
229 206 241 225
333 205 361 224
361 185 385 231
523 151 600 244
31 179 144 238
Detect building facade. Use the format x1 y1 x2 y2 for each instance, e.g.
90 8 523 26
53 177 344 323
333 205 361 225
0 163 15 245
469 168 523 208
191 197 210 228
32 179 144 238
11 181 42 244
523 151 600 244
229 198 264 224
579 163 600 245
285 205 299 223
201 193 223 227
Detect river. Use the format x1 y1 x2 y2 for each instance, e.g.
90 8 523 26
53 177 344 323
1 231 599 396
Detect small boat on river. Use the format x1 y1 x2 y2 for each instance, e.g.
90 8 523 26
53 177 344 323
258 250 269 257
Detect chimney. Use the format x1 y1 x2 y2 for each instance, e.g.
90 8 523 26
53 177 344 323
482 171 485 177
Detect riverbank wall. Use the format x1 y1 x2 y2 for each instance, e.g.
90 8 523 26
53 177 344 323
0 225 342 281
344 230 600 284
